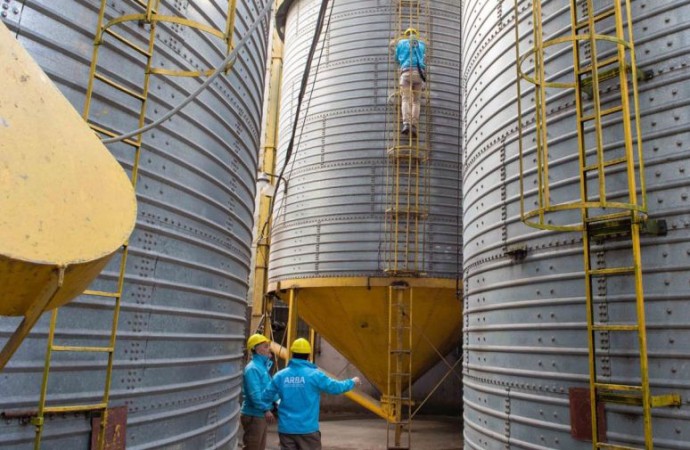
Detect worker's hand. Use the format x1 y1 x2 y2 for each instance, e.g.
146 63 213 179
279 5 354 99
265 410 276 425
353 376 361 386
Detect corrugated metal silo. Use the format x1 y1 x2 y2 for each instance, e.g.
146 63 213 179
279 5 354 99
268 0 462 394
0 0 270 448
462 0 690 448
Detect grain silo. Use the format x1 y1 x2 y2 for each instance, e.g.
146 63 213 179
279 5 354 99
462 0 690 448
265 0 462 442
0 1 270 448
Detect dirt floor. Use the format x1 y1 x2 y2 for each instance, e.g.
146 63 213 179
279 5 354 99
261 415 463 450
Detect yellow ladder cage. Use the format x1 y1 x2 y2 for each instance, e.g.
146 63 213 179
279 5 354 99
514 0 680 449
31 1 237 448
384 0 431 276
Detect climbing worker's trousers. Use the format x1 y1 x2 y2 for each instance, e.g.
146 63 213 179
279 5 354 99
400 69 424 126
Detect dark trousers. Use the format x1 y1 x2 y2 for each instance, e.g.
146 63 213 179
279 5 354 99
278 431 322 450
241 415 268 450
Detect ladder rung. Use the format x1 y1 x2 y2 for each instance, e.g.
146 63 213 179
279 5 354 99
578 55 620 75
592 323 638 331
576 7 616 30
51 345 114 353
88 123 142 147
94 73 147 101
598 391 681 407
385 207 426 217
103 28 152 57
390 350 411 354
595 382 643 392
588 267 635 277
596 444 642 450
580 105 623 122
83 289 121 298
43 402 107 414
385 396 412 402
583 156 628 172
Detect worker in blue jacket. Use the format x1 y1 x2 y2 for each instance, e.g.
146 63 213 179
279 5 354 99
262 338 361 450
241 334 278 450
395 27 427 138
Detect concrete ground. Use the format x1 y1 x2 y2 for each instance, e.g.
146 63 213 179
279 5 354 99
262 415 463 450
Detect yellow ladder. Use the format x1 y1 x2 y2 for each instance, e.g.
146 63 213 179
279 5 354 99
32 1 236 448
386 283 413 450
516 1 681 448
571 2 680 449
384 0 431 276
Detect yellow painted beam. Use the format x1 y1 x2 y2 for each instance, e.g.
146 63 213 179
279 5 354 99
250 3 283 333
269 276 459 291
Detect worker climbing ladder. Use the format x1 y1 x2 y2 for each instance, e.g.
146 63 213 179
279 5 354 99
31 1 236 448
384 0 431 276
386 282 413 450
515 1 681 448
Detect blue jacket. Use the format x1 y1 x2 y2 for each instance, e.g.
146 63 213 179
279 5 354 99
262 359 355 434
396 38 427 71
241 354 276 417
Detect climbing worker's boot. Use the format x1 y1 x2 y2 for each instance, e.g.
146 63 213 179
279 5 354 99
401 123 410 135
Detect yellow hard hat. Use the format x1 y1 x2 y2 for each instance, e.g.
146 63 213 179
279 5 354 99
247 333 269 351
290 338 312 354
404 28 418 37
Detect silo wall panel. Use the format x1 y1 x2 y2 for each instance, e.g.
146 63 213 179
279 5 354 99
269 0 462 281
0 0 270 448
463 0 690 448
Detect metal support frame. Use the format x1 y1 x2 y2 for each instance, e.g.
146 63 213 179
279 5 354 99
515 1 680 448
31 1 237 448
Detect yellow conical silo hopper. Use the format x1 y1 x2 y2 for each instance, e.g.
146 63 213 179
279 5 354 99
0 22 137 369
270 277 461 394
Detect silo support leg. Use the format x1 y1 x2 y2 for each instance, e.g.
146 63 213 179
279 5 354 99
286 289 298 358
0 267 63 370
